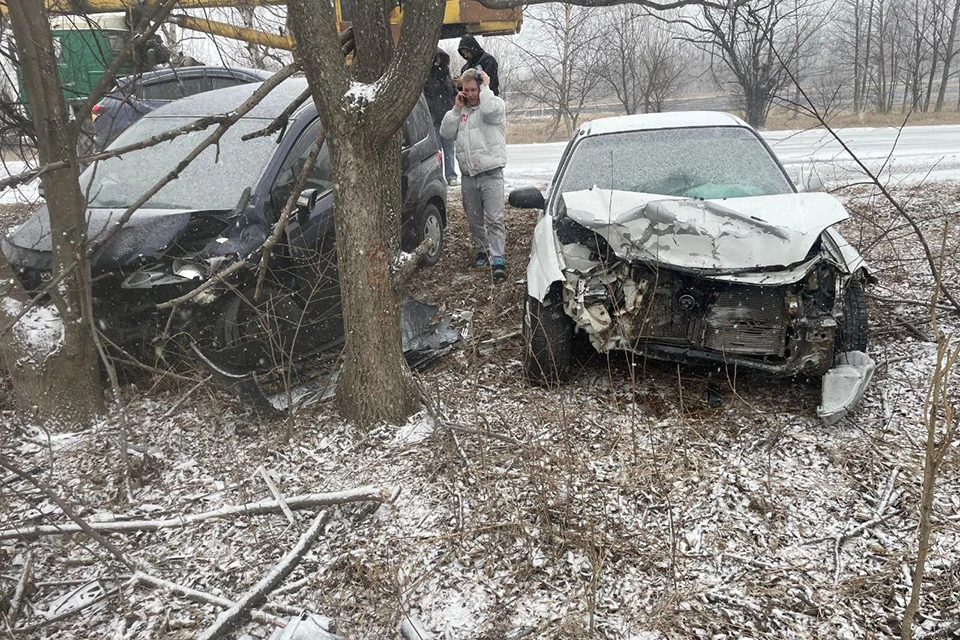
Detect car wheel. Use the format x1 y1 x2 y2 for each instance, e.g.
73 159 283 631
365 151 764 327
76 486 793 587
522 286 573 385
415 203 444 266
836 277 868 353
218 289 304 369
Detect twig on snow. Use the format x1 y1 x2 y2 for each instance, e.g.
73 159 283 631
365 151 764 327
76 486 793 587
0 485 390 540
0 456 139 571
6 550 33 630
132 571 288 627
197 510 331 640
257 466 295 526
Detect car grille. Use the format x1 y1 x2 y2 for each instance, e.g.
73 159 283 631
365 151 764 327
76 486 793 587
690 287 786 356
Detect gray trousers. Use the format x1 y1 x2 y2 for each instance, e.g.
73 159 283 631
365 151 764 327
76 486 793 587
461 167 506 258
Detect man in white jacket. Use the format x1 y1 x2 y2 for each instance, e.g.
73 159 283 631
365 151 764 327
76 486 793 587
440 68 508 280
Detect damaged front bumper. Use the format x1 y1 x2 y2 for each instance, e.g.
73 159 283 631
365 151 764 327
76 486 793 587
526 211 875 423
556 241 839 377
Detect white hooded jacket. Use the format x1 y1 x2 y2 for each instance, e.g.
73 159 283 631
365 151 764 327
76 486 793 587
439 85 507 177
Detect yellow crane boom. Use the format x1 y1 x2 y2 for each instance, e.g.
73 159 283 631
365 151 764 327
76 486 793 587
1 0 522 43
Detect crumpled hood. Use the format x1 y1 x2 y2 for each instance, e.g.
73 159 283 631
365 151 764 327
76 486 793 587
5 207 202 273
560 188 850 272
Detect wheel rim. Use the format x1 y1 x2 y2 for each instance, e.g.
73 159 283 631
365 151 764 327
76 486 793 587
423 213 442 258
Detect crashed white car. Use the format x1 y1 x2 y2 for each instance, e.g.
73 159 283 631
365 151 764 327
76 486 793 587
511 112 875 424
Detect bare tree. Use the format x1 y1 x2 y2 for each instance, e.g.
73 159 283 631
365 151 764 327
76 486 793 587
675 0 824 128
4 0 105 423
511 3 603 137
286 0 445 426
597 6 686 114
934 0 960 111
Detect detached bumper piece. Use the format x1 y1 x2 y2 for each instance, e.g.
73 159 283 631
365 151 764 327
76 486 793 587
817 350 876 425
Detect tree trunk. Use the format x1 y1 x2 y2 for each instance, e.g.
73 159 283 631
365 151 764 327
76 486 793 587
287 0 444 428
6 0 104 424
935 0 960 112
328 130 418 425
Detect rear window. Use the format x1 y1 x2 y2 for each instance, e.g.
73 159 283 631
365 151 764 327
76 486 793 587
404 99 433 146
142 76 203 100
209 74 253 91
556 126 793 203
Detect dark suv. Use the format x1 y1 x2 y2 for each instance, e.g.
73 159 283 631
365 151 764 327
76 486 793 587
3 78 447 368
92 66 273 150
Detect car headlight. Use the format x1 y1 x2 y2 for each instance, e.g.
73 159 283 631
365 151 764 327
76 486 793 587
172 259 206 281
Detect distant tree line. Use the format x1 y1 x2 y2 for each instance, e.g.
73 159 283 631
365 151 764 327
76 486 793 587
502 0 960 131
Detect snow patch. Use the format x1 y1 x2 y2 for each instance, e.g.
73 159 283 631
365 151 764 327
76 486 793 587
9 302 64 360
344 80 382 106
394 413 434 445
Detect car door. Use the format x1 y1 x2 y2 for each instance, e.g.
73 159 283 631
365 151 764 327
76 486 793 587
270 119 342 343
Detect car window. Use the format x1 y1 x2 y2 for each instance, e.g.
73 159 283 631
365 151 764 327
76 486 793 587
142 76 203 100
555 126 793 207
209 74 253 91
272 121 333 211
404 100 433 147
82 116 280 210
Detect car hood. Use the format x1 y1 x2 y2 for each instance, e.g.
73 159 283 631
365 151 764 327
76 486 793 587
4 207 211 273
560 189 850 272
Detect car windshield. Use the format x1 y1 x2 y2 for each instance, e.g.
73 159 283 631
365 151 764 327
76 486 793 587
82 116 279 210
555 126 793 205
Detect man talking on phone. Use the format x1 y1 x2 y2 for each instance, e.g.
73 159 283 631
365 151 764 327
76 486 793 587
440 68 508 280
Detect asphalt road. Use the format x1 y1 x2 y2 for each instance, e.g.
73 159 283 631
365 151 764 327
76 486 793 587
504 123 960 189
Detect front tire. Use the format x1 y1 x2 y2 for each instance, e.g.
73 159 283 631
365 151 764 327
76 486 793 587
836 277 868 353
522 287 573 385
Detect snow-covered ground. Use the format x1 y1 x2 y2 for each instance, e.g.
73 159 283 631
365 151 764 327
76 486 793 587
2 180 959 639
505 123 960 189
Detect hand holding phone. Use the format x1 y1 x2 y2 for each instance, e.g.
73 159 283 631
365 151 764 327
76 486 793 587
455 91 466 108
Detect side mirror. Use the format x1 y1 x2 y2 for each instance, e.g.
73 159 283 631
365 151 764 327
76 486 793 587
297 188 320 213
508 186 545 210
37 178 46 200
797 164 825 193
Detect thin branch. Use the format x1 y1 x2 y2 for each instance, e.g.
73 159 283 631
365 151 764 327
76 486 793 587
197 510 331 640
0 485 390 540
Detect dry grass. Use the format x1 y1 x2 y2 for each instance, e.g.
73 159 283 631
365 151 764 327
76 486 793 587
763 105 960 130
507 104 960 145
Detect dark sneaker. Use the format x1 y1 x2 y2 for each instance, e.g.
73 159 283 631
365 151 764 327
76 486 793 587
447 176 458 186
491 257 506 280
474 252 489 267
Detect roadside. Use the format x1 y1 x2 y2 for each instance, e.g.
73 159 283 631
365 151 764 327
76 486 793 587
1 182 958 639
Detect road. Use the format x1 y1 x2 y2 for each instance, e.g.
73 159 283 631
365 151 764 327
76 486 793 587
504 123 960 189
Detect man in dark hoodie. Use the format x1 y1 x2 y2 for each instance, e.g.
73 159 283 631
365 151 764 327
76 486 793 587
458 34 500 96
423 48 458 185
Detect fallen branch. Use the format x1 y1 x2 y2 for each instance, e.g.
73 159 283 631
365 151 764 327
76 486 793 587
197 510 331 640
0 485 390 540
133 571 286 627
6 550 33 630
0 456 139 570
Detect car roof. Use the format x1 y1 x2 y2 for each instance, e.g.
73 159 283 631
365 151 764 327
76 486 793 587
120 65 273 86
578 111 751 137
144 77 313 120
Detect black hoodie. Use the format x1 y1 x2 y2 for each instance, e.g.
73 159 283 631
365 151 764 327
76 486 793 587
458 34 500 96
423 48 456 125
